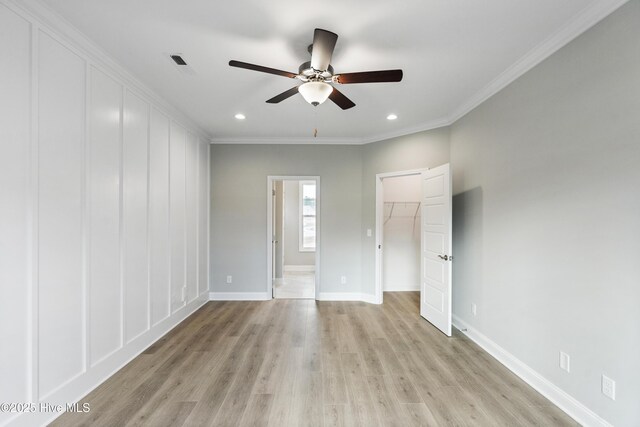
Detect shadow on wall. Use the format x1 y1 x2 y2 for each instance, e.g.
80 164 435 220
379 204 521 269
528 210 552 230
452 187 484 324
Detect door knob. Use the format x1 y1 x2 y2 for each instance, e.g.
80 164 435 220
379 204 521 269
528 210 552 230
438 255 449 261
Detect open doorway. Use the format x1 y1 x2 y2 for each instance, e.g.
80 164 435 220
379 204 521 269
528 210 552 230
267 176 319 299
381 174 422 295
376 172 424 311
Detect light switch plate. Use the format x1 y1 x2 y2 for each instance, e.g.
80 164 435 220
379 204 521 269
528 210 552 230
559 351 570 373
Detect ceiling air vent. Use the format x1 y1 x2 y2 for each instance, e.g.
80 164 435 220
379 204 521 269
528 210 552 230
170 54 187 66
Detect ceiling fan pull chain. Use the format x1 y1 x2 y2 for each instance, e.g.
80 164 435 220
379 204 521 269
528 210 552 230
313 106 318 138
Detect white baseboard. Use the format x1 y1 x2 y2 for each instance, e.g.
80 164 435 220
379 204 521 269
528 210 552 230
452 315 612 427
283 264 315 272
383 285 420 292
10 296 208 427
208 291 378 303
318 292 379 304
209 292 271 301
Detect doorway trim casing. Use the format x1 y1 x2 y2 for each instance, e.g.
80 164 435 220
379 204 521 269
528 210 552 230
375 168 428 304
267 176 320 300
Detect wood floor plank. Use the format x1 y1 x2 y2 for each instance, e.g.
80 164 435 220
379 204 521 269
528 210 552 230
341 353 382 427
402 402 439 426
366 375 409 427
288 369 323 427
139 400 196 427
266 347 302 427
324 404 358 427
390 373 422 404
322 369 349 405
181 370 236 426
372 337 405 375
52 295 579 427
238 393 274 427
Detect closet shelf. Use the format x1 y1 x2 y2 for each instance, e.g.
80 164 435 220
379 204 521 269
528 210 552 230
383 201 421 224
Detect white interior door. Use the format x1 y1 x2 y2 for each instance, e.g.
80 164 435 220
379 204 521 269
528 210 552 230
420 164 452 336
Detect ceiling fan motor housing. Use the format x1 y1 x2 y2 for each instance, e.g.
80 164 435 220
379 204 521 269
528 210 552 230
298 61 334 81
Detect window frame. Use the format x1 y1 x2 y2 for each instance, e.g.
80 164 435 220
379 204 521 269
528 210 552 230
298 180 316 252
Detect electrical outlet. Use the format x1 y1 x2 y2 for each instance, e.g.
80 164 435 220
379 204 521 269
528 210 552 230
340 276 347 285
366 229 372 237
471 303 477 316
602 375 616 400
226 275 232 284
559 351 570 373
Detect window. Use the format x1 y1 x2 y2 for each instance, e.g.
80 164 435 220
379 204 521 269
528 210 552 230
299 181 316 251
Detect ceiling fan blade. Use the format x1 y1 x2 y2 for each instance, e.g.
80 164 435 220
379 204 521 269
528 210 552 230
229 60 298 79
329 87 355 110
266 86 299 104
310 29 338 72
335 69 403 84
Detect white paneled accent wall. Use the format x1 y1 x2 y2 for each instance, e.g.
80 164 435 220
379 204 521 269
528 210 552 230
88 68 122 367
0 2 210 426
0 3 31 412
149 108 172 326
185 133 199 302
37 28 86 401
169 124 187 313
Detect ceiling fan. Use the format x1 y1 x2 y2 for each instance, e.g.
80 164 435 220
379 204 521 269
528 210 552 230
229 28 403 110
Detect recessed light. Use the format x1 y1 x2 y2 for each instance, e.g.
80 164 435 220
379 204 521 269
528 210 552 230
386 114 398 120
234 113 246 120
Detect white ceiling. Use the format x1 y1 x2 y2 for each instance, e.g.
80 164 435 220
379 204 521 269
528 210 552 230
39 0 623 143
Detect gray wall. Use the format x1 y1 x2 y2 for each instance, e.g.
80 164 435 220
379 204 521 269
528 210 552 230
283 180 315 266
210 144 363 294
210 133 451 296
361 128 451 296
450 2 640 425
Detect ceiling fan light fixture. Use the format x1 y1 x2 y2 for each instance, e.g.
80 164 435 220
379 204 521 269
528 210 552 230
298 81 333 106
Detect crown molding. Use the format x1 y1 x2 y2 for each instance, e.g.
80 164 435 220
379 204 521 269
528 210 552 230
358 117 452 145
209 136 364 145
4 0 211 141
10 0 627 145
447 0 629 124
210 117 451 145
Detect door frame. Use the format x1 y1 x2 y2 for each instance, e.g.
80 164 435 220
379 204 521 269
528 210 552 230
375 168 428 304
267 175 320 300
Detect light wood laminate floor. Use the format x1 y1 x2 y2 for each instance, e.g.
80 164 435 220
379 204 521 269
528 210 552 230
52 292 577 426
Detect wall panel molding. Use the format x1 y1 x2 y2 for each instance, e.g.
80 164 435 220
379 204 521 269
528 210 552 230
0 2 211 425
